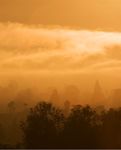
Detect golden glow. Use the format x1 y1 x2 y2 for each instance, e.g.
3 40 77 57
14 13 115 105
0 0 121 107
0 0 121 31
0 23 121 73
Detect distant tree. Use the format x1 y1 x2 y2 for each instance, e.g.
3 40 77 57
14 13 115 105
8 101 16 113
64 85 80 105
21 102 65 149
50 89 60 107
92 80 105 106
63 100 71 117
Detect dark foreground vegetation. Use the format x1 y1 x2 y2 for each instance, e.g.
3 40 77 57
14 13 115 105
1 101 121 149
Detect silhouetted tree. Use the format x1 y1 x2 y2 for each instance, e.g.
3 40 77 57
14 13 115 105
22 102 65 149
21 101 121 149
0 124 4 145
100 108 121 148
61 105 98 148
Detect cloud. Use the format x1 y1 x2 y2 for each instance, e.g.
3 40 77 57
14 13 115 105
0 22 121 73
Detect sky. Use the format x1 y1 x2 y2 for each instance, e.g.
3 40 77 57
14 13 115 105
0 0 121 31
0 0 121 91
1 22 121 73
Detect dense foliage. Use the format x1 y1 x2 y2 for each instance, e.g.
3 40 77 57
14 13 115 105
22 102 121 149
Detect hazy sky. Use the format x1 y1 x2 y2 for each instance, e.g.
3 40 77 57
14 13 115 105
1 22 121 74
0 0 121 85
0 0 121 105
0 0 121 31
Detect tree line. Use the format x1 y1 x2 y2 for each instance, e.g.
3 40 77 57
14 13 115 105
20 102 121 149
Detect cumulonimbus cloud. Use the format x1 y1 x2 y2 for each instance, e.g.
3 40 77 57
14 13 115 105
0 22 121 72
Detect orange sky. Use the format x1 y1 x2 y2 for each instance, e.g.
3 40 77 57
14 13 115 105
0 0 121 74
0 1 120 77
0 0 121 31
0 0 121 106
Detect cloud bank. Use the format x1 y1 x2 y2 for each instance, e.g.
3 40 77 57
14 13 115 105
0 23 121 73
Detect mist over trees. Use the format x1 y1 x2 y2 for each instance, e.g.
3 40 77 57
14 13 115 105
0 81 121 148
